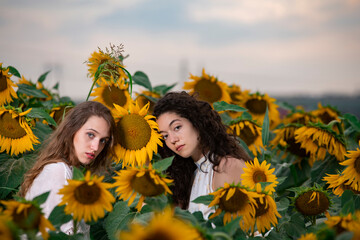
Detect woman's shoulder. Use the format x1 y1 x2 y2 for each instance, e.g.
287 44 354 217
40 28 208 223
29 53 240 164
42 161 73 178
218 156 247 171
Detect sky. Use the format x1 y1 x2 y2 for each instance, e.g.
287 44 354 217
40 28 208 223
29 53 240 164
1 0 360 102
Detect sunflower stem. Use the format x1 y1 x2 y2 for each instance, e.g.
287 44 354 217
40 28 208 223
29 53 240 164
212 231 232 240
119 66 133 97
85 80 97 102
73 219 78 236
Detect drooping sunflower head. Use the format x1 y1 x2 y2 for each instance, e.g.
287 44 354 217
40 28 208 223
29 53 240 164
311 102 341 125
1 199 55 240
135 90 161 114
112 101 163 166
87 44 128 82
270 124 311 162
322 173 360 196
0 107 40 156
119 207 202 240
325 211 360 239
340 144 360 191
58 171 115 222
292 186 331 217
0 63 18 106
91 78 131 111
0 213 18 240
239 92 280 129
241 157 278 194
112 165 173 211
208 183 261 225
228 119 264 156
183 68 231 105
294 123 346 162
283 111 319 125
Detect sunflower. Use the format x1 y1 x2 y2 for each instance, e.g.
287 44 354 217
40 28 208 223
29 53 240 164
1 200 55 240
297 233 317 240
208 183 260 226
311 102 341 125
135 90 160 114
241 157 278 194
17 75 34 86
0 214 18 240
183 68 231 105
242 184 281 235
270 124 311 164
0 107 39 156
238 92 280 129
322 172 360 197
292 187 331 217
0 63 18 106
294 123 346 162
325 211 360 239
112 101 163 166
49 103 74 125
340 143 360 191
283 111 319 125
87 48 127 81
228 119 264 156
112 164 173 211
91 78 131 112
119 207 202 240
226 84 250 119
58 171 115 222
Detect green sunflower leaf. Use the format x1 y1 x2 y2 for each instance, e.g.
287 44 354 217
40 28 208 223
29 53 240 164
153 83 177 95
7 65 21 78
153 156 174 172
213 101 247 112
343 113 360 132
17 84 48 98
72 167 85 180
192 195 214 205
33 191 50 205
133 71 152 91
48 205 73 229
26 107 57 126
341 190 355 215
104 201 133 240
262 106 270 147
37 70 51 83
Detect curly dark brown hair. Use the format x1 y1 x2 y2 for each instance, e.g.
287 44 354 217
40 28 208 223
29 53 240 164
153 91 251 209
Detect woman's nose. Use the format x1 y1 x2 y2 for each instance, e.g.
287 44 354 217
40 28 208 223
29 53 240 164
169 134 179 144
91 140 100 152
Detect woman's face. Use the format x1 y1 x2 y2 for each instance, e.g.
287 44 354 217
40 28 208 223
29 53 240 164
157 112 203 161
73 116 110 165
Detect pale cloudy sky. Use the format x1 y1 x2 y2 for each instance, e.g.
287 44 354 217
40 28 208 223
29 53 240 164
1 0 360 101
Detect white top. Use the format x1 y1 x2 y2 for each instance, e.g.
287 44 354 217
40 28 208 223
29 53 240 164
188 156 215 219
25 162 90 238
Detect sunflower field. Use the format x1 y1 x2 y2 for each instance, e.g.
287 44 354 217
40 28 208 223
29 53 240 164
1 44 360 240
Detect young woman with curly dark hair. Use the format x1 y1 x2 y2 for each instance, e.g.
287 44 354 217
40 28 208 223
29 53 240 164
153 91 252 218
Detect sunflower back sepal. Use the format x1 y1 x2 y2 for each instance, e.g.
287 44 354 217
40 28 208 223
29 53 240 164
152 156 174 173
213 101 247 113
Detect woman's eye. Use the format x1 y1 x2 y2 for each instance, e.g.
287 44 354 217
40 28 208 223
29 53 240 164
100 138 107 144
163 135 168 140
174 125 181 131
87 133 95 138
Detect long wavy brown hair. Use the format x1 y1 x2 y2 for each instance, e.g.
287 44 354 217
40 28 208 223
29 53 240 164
19 101 116 197
153 91 252 209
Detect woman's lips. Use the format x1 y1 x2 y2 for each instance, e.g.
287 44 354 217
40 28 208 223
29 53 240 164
86 152 95 160
176 145 184 152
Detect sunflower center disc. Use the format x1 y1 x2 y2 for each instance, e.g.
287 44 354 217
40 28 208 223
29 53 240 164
194 79 222 103
295 191 329 216
255 198 269 217
286 137 309 158
245 99 267 114
116 114 152 150
144 231 172 240
0 112 27 138
103 86 128 108
219 188 248 213
0 72 8 91
74 182 101 204
253 170 267 183
239 125 257 146
354 156 360 174
131 172 164 197
12 205 41 230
